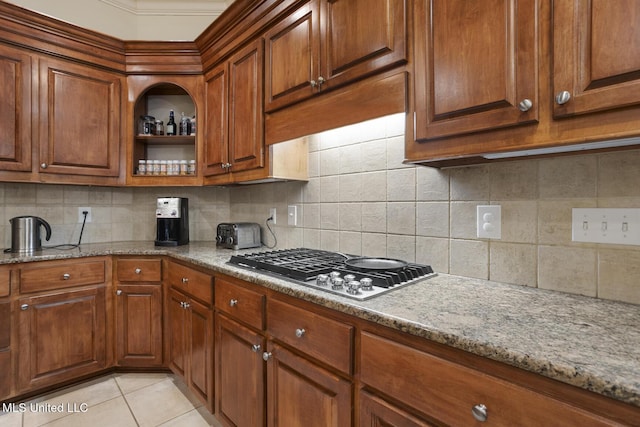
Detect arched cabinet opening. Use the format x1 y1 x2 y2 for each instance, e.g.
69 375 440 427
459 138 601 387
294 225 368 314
128 77 203 186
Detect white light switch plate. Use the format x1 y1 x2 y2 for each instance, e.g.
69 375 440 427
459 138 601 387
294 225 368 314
287 205 298 226
572 208 640 245
477 205 501 239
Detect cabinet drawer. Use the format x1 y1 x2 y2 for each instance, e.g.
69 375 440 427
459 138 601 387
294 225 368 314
0 268 9 297
267 298 353 374
215 277 265 330
117 258 162 282
166 261 212 305
360 332 615 427
20 259 106 293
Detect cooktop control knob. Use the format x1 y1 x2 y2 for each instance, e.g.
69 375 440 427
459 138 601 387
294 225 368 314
360 278 373 291
344 274 356 283
331 277 344 290
329 271 341 281
316 274 329 286
347 280 361 295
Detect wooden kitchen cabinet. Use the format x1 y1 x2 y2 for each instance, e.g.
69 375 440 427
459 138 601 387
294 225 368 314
214 276 266 427
38 56 124 182
264 0 407 112
360 331 623 427
359 391 437 427
114 258 163 367
413 0 538 141
0 44 32 173
215 314 266 427
0 267 11 400
552 0 640 118
165 261 214 410
264 295 354 426
17 286 108 392
407 0 640 167
16 259 110 392
264 342 352 427
203 39 264 179
126 75 204 186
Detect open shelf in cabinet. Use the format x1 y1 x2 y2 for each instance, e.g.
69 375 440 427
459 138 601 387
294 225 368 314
129 80 201 184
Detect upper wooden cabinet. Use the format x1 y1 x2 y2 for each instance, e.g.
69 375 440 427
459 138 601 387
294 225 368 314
552 0 640 118
203 39 265 179
264 0 408 112
407 0 640 167
0 44 32 173
413 0 538 141
38 56 124 180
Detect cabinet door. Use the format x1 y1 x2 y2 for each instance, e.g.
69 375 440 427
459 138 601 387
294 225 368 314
115 284 163 367
228 39 264 173
553 0 640 117
187 297 214 410
38 56 122 177
0 44 32 172
167 287 188 377
204 63 229 176
0 299 10 400
322 0 407 88
414 0 538 141
264 0 321 112
216 314 265 427
360 391 436 427
17 286 107 392
265 343 352 427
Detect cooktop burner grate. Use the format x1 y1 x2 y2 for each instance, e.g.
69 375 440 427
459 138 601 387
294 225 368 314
229 248 436 300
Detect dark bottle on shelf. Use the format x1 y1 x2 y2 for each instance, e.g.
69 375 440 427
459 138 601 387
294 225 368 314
166 110 177 136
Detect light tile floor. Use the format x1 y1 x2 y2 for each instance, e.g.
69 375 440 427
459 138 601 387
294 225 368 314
0 373 224 427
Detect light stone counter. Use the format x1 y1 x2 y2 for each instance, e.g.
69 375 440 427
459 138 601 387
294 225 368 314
3 241 639 408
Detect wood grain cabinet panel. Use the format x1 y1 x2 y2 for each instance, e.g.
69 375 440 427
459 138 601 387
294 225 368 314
0 44 32 172
215 314 265 427
267 297 353 375
167 284 214 411
38 56 122 179
204 39 264 178
17 286 107 392
360 332 618 427
264 0 407 112
265 342 352 427
413 0 538 141
215 277 265 331
0 299 11 400
19 259 106 293
115 284 163 366
553 0 640 117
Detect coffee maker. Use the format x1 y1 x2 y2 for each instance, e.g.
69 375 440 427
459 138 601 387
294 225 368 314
155 197 189 246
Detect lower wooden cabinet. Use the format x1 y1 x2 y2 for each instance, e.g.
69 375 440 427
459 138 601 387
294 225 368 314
360 331 620 427
264 342 352 427
17 286 107 392
359 391 436 427
0 299 11 400
115 284 163 366
215 314 265 427
167 287 214 411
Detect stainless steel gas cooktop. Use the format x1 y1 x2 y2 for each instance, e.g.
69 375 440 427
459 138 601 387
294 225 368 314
228 248 436 300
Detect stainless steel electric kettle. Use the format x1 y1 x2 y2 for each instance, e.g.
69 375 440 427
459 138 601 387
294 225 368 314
9 216 52 253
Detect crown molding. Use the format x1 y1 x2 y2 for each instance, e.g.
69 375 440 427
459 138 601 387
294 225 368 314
99 0 227 16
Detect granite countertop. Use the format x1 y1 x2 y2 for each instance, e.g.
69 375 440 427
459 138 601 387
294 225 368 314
3 241 639 408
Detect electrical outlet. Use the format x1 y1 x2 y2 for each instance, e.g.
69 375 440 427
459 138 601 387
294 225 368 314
288 205 298 226
477 205 501 239
572 208 640 245
269 208 277 225
78 207 92 223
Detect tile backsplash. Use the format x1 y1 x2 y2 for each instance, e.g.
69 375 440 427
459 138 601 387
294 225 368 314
1 113 639 305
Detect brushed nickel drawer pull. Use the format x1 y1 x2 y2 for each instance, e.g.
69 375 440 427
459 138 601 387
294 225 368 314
135 268 142 274
62 273 70 280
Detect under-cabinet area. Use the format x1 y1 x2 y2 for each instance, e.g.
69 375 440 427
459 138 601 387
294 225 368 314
1 250 638 427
